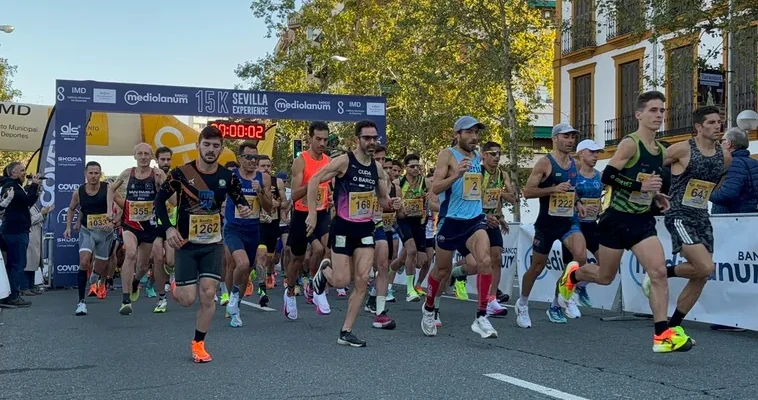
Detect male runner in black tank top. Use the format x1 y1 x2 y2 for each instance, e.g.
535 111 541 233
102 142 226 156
154 126 252 363
257 155 287 289
64 161 118 316
107 143 168 316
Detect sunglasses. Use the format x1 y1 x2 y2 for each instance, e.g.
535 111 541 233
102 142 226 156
485 151 501 157
240 154 256 161
407 164 420 169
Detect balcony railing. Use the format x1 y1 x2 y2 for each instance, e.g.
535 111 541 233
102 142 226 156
604 116 637 146
658 103 694 138
573 123 595 143
605 1 645 41
562 17 597 55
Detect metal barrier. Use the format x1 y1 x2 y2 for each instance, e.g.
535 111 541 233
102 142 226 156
42 232 54 289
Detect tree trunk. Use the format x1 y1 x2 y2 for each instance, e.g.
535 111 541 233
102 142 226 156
500 0 521 222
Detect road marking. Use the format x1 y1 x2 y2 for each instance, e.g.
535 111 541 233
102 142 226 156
484 373 589 400
240 300 276 312
440 295 514 308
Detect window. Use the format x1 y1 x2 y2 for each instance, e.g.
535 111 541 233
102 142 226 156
564 0 595 54
608 0 644 40
731 27 758 125
569 63 596 141
610 49 644 144
665 44 695 135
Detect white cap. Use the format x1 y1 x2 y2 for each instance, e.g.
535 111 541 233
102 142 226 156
576 139 604 152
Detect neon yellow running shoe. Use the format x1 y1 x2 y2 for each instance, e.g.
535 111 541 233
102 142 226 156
454 280 469 301
653 326 693 353
249 270 257 283
219 292 230 306
557 262 579 308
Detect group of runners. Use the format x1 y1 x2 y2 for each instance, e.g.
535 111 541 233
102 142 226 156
63 91 727 362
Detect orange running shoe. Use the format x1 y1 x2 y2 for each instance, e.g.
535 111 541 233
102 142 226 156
88 283 98 297
266 274 275 289
414 286 425 296
245 281 254 297
96 283 107 299
191 340 212 363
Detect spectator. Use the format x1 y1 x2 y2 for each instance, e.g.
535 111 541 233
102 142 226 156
0 161 41 308
710 128 758 214
21 202 54 295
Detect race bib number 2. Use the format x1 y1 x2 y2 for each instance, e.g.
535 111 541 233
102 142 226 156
682 179 715 209
188 214 221 244
349 192 375 219
462 173 482 201
548 191 575 217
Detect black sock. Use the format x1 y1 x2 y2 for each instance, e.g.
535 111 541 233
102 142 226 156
77 270 88 301
131 278 140 293
159 293 166 300
106 278 114 287
569 271 578 285
654 321 669 336
231 285 240 295
666 267 678 278
194 330 206 342
476 309 487 318
669 308 686 328
122 293 130 304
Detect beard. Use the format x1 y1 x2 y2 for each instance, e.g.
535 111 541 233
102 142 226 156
200 150 219 164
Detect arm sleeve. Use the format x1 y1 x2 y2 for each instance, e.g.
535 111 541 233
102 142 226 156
601 165 643 191
155 171 178 227
228 174 250 207
710 161 744 204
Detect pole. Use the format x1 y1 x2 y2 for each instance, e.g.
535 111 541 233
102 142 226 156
726 0 734 129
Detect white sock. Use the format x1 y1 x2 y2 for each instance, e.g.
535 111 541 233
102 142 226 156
518 296 529 307
551 297 560 308
376 296 386 315
387 284 393 292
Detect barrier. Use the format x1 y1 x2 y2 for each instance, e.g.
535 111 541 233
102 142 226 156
620 214 758 331
0 252 9 300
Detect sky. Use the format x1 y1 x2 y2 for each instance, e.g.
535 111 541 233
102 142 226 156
1 0 278 174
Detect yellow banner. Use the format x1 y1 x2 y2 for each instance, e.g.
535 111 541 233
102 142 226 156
141 115 236 168
86 112 109 146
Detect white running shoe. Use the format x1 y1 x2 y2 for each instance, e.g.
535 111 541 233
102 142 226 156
516 302 532 328
421 304 437 336
75 301 87 316
486 299 508 318
471 316 498 338
314 292 331 315
283 291 298 320
226 292 240 316
230 313 243 327
565 299 582 319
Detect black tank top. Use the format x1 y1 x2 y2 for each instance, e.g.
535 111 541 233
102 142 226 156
334 152 378 222
262 177 281 225
667 138 725 219
123 168 158 231
535 154 578 228
79 182 109 229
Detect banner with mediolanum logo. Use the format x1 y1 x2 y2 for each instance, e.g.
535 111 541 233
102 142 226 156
0 101 276 168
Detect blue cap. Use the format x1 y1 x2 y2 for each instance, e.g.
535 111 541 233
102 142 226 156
276 172 288 181
454 116 485 132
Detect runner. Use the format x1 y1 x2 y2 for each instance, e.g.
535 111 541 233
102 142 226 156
276 171 291 284
517 123 587 327
64 161 116 316
224 142 273 327
151 146 176 313
309 120 400 346
422 116 495 338
256 155 286 291
381 157 400 302
284 121 332 319
107 143 167 315
560 139 605 313
641 106 730 342
557 90 694 353
154 126 253 363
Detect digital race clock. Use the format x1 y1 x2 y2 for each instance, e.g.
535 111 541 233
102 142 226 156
207 120 267 140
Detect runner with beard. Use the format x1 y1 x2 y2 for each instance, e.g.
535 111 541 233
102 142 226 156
257 155 286 291
422 116 496 339
150 146 176 312
309 120 400 346
384 158 402 302
108 143 167 315
155 126 253 363
284 122 332 319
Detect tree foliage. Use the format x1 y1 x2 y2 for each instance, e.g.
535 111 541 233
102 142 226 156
0 58 29 171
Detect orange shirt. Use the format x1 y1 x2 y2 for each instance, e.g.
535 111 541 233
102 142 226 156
294 151 330 212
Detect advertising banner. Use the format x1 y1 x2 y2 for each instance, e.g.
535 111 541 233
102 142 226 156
621 215 758 331
516 224 619 310
55 80 388 145
52 108 88 287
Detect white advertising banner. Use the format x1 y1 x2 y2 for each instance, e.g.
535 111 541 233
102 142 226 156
516 224 620 310
621 215 758 331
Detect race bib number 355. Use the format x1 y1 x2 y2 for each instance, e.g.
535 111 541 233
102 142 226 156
463 173 482 201
548 191 575 217
128 201 154 222
682 179 715 209
188 214 221 244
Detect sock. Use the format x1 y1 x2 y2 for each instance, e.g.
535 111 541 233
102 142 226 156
666 266 678 278
194 330 206 342
433 295 441 309
376 296 386 315
77 270 88 301
669 308 686 328
387 284 393 292
220 282 228 294
406 275 415 292
231 285 240 295
159 293 166 300
424 274 441 310
577 280 589 289
518 296 529 307
476 274 492 312
551 297 560 308
451 265 465 278
654 321 669 336
106 278 114 287
569 271 578 285
122 293 130 304
132 278 140 292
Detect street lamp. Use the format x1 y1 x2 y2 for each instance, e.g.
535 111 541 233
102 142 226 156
0 25 15 34
736 110 758 131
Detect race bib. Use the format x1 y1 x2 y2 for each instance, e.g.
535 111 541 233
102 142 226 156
87 213 108 229
483 188 500 210
349 191 375 219
629 173 654 206
404 198 424 217
128 201 153 222
462 173 482 201
580 198 602 221
382 212 396 228
188 214 221 244
682 179 715 209
235 195 260 219
548 191 575 217
316 186 328 211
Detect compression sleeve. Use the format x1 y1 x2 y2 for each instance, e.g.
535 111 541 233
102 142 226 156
601 165 643 191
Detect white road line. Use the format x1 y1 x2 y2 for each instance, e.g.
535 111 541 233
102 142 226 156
240 300 276 312
484 373 590 400
440 295 515 308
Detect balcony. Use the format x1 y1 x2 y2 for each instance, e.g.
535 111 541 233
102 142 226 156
605 1 645 41
658 103 694 138
573 123 595 143
604 116 637 146
562 17 597 56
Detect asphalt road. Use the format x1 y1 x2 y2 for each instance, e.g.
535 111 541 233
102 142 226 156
1 284 756 400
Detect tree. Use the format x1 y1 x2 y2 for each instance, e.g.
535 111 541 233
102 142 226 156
0 57 30 171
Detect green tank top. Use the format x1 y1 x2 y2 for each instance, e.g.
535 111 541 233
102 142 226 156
158 204 178 226
609 133 666 214
482 168 503 215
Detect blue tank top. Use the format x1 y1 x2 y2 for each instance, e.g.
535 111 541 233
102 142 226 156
224 169 263 229
573 168 602 224
535 154 578 228
439 147 483 221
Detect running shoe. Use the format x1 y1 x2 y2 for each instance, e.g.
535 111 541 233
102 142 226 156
406 291 420 302
304 281 314 304
259 290 270 308
372 311 396 329
421 304 437 336
486 299 508 318
642 274 651 298
226 292 240 317
230 313 243 328
266 274 275 289
312 259 331 295
671 325 696 346
153 298 167 313
119 302 132 315
454 280 468 301
516 301 532 328
386 289 396 303
283 291 298 320
496 289 510 303
434 308 442 328
546 305 567 323
75 301 87 316
336 288 347 298
88 283 98 297
146 284 157 299
314 292 331 315
471 316 498 338
245 281 253 297
557 261 579 307
565 299 582 319
96 283 107 299
219 292 230 306
575 286 592 307
191 340 212 363
653 327 693 353
130 279 141 303
414 286 425 296
337 330 366 347
364 296 377 314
